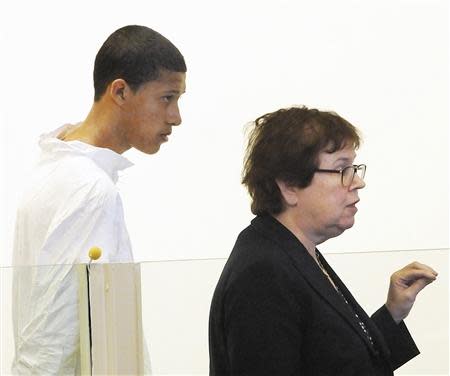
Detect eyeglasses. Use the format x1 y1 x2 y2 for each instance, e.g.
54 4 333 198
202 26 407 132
314 164 366 187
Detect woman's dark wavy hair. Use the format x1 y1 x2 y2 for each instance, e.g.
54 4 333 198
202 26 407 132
242 106 361 216
93 25 186 101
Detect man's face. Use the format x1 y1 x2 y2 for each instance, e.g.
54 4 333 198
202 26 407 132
294 145 365 242
123 70 186 154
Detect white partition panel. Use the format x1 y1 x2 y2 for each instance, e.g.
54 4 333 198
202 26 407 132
326 250 449 376
1 250 448 375
139 250 448 375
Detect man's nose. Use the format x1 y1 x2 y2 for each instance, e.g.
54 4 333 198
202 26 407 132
168 103 182 126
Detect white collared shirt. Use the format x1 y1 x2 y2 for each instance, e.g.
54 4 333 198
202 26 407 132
12 125 135 374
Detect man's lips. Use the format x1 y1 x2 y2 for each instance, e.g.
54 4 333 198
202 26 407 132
160 131 172 142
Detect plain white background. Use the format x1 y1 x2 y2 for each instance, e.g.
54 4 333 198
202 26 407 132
0 1 448 265
0 1 448 374
1 0 448 265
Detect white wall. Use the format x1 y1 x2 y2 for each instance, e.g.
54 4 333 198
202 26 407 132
1 3 448 374
1 1 448 264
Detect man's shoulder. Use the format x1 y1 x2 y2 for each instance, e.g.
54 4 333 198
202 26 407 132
21 154 120 213
36 152 116 189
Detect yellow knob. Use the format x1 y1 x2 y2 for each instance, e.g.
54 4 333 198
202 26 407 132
88 246 102 261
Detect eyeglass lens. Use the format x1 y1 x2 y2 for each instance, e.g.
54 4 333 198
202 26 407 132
342 166 365 186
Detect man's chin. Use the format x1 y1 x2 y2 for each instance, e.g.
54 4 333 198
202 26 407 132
137 144 160 155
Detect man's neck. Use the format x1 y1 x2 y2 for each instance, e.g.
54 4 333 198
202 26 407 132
59 102 130 154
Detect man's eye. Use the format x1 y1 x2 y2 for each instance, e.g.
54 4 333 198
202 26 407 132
162 95 173 102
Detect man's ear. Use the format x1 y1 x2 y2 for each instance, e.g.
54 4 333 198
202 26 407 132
275 179 299 207
108 79 129 105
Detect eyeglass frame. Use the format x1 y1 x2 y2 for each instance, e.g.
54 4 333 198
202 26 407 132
314 164 366 187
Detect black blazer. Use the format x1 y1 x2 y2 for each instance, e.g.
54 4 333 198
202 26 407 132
209 215 419 375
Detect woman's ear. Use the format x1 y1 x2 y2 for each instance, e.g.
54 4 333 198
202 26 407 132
275 179 299 207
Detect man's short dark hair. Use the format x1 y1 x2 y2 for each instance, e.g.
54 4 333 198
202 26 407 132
93 25 187 101
242 106 361 216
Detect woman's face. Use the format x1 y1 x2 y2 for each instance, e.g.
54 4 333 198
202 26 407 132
287 145 365 244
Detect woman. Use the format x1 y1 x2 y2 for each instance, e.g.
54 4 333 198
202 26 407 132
209 106 437 375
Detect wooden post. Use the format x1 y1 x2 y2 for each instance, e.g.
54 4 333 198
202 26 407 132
77 264 92 375
78 263 145 375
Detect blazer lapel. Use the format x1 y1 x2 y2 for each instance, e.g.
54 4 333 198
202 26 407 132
319 254 391 359
251 215 388 358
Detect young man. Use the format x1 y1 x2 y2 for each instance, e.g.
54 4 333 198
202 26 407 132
12 25 186 374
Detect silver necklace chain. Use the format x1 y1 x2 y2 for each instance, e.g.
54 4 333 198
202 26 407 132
315 251 375 347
